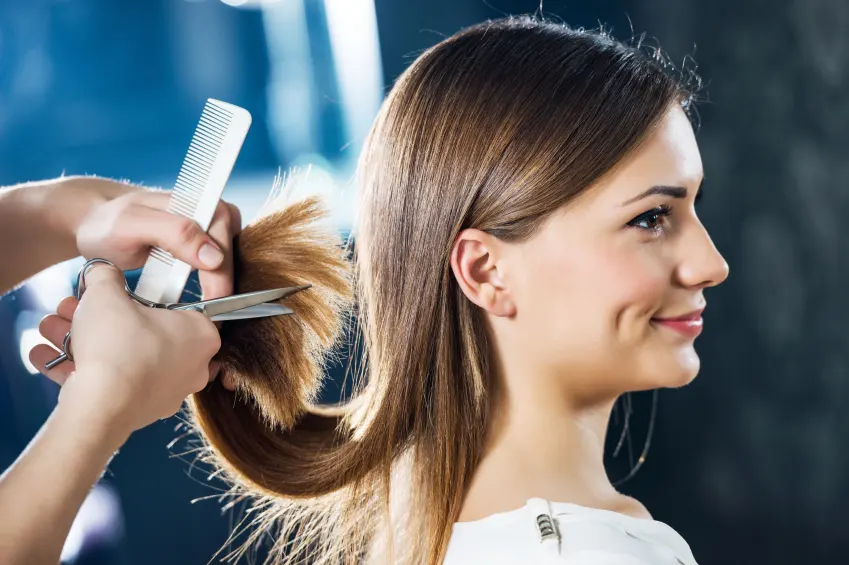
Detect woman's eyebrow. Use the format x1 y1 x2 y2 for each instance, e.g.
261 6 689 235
620 185 687 206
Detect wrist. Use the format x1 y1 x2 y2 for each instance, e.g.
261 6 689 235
0 178 65 239
53 386 133 453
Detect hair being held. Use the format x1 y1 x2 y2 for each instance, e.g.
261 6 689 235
186 14 700 565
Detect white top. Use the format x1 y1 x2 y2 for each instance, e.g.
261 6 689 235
444 498 698 565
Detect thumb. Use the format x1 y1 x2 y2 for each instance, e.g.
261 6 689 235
122 205 225 270
81 261 128 293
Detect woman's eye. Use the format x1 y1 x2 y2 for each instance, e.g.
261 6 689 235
627 205 672 232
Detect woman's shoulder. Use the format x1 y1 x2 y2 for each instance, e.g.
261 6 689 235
606 494 654 520
444 498 697 565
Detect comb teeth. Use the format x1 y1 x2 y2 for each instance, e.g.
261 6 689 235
134 99 252 304
171 103 230 217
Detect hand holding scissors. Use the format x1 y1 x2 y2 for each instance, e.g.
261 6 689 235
45 258 310 370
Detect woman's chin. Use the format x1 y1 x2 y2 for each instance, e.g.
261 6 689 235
634 346 701 390
664 347 701 388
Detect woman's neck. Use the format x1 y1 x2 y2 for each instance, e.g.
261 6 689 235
457 391 649 522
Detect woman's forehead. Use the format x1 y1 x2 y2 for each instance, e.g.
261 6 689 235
586 108 704 206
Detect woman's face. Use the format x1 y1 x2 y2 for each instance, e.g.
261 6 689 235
504 107 729 400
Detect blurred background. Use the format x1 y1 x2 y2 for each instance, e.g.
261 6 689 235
0 0 847 563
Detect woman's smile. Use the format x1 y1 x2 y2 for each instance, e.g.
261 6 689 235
651 307 705 338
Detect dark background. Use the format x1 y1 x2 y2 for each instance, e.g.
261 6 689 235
1 0 846 563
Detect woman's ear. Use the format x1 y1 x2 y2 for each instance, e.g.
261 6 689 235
450 229 516 317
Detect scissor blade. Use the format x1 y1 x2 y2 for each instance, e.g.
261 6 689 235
209 303 294 322
172 284 311 318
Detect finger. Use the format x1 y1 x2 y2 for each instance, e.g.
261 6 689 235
132 188 238 238
171 309 222 358
198 202 238 300
39 315 71 350
128 189 171 211
29 344 75 385
56 296 79 320
199 314 223 357
81 261 129 292
119 205 225 271
131 193 242 231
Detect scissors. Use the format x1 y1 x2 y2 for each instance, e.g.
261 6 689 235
44 258 311 370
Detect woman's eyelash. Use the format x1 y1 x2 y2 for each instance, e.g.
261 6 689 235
627 204 673 232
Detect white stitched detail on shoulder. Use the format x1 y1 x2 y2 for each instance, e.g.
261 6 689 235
527 498 561 557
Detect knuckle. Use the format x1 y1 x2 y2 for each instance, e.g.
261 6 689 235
200 333 222 360
173 217 200 248
112 198 142 229
207 325 222 351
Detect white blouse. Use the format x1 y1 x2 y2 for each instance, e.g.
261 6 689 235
443 498 698 565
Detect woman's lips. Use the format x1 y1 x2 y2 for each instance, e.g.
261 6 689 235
651 309 704 338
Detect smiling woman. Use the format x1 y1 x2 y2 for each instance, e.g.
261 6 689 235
512 106 727 398
186 14 728 565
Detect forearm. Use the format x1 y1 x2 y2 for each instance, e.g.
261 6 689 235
0 176 129 294
0 398 129 565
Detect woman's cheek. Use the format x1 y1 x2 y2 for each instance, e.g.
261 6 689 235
594 251 669 327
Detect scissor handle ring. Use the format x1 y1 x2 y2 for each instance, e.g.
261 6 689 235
61 331 74 362
76 258 162 308
75 258 127 299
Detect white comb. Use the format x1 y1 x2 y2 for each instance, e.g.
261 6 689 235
134 99 252 304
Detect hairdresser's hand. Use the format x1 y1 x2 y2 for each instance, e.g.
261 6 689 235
28 263 221 445
54 175 241 300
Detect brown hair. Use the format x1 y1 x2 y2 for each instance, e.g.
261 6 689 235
188 15 697 565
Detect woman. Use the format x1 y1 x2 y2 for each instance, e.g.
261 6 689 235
186 15 728 565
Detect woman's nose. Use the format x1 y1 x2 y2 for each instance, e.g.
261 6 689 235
676 224 729 289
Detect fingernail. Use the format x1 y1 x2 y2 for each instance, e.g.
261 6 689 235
198 243 224 267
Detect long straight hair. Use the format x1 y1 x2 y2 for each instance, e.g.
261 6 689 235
188 15 697 565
